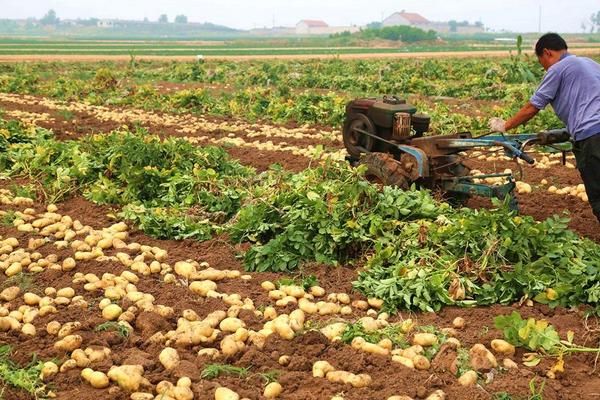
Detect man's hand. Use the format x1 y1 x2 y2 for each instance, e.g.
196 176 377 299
489 117 507 133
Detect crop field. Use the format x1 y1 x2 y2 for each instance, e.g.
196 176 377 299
1 54 600 400
0 38 518 58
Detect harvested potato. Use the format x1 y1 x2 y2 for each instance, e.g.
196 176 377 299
351 337 389 356
89 371 110 388
392 355 414 369
413 355 431 370
320 323 347 341
198 348 220 359
469 344 498 371
215 387 240 400
107 364 144 392
490 339 515 356
159 347 180 370
0 286 20 301
312 361 335 378
425 390 446 400
54 334 82 352
130 393 154 400
102 304 123 321
40 361 59 380
189 280 217 296
263 382 283 399
81 368 94 382
72 349 91 368
173 386 194 400
177 376 192 388
219 317 245 332
326 371 371 388
221 335 244 356
452 317 465 329
458 370 477 386
46 321 62 335
412 333 437 347
21 323 36 336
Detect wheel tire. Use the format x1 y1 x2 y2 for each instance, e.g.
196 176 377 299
360 152 410 189
343 114 375 158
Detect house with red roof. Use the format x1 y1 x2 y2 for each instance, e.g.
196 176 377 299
383 12 429 27
383 11 484 33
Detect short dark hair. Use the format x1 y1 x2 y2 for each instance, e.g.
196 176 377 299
535 33 568 56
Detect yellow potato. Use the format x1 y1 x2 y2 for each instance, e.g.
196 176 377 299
452 317 465 329
40 361 59 380
21 323 36 336
490 339 515 356
107 364 144 392
89 371 110 388
458 370 477 386
392 355 415 369
264 382 283 399
173 386 194 400
219 317 245 332
81 368 94 381
54 334 82 352
214 387 240 400
320 322 347 341
413 355 431 370
189 280 217 296
412 333 438 347
102 304 123 321
312 360 335 378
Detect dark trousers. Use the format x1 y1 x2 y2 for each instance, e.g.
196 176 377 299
572 134 600 222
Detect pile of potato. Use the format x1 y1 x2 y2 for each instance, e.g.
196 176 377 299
548 183 588 202
312 361 372 388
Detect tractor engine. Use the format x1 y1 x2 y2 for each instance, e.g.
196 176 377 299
343 95 431 158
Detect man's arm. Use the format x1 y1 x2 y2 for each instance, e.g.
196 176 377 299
505 102 540 131
490 69 560 133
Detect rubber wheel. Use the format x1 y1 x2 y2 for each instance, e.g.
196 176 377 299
343 114 375 158
360 153 410 189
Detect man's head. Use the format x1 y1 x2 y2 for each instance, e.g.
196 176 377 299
535 33 568 70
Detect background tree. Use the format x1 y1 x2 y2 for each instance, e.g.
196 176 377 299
158 14 168 24
448 20 458 33
366 21 382 29
591 11 600 33
40 9 59 26
175 15 188 24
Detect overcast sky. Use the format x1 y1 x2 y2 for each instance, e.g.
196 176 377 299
1 0 599 33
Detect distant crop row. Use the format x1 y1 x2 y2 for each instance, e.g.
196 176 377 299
0 56 575 133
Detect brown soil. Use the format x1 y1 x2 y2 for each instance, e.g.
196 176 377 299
1 193 600 400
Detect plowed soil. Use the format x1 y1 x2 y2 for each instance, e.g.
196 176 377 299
1 194 600 400
1 92 600 400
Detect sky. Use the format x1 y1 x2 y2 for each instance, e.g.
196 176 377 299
1 0 599 33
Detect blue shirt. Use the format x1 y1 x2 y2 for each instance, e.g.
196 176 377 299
530 53 600 141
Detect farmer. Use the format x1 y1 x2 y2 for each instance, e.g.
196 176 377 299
489 33 600 221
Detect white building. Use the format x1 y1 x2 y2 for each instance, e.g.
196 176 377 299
383 12 429 28
295 20 360 35
382 12 484 34
97 20 114 28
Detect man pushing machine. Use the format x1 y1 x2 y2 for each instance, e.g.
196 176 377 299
489 33 600 222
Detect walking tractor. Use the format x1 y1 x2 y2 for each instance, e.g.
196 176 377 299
343 95 571 208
